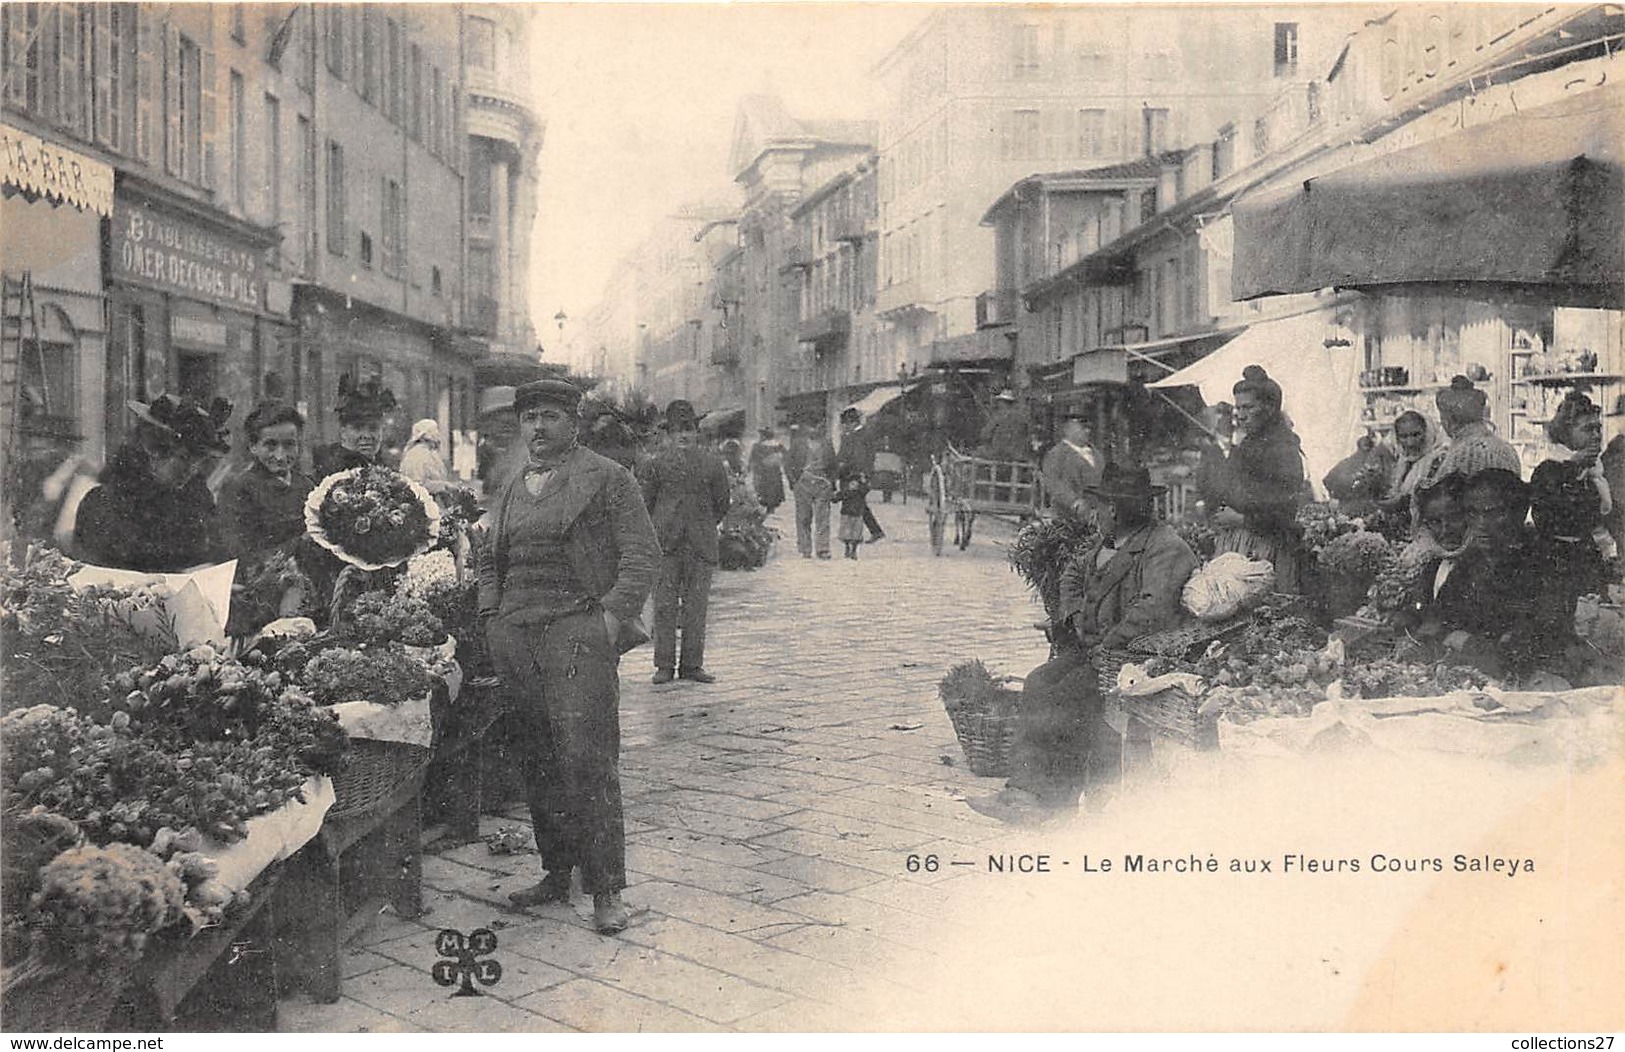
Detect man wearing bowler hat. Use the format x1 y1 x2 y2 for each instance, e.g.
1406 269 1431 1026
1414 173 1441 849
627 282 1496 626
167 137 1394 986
478 378 659 932
638 400 732 684
970 463 1199 825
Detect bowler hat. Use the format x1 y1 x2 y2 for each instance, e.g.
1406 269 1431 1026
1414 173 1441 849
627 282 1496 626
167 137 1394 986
128 394 233 456
1087 463 1165 501
664 400 700 430
514 378 583 414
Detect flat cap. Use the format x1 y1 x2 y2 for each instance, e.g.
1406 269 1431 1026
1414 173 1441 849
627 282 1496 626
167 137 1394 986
514 378 583 413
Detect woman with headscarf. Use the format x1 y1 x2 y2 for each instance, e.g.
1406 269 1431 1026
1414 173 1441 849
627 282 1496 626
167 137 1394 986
399 417 458 495
1530 391 1617 612
1374 409 1446 539
75 395 232 572
1423 376 1521 485
1196 365 1309 592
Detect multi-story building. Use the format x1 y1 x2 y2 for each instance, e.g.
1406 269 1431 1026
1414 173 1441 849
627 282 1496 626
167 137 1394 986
1 3 543 529
872 5 1361 377
729 95 874 435
782 156 882 428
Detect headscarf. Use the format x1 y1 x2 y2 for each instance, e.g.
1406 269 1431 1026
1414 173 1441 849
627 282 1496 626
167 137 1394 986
408 419 441 447
1388 410 1445 500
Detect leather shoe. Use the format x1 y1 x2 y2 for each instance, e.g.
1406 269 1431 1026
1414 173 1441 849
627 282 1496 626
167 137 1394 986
508 872 571 907
867 531 886 543
593 892 630 934
678 668 717 684
966 788 1047 826
651 668 675 684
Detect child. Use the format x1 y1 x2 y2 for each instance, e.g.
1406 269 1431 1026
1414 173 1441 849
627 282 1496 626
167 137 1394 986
836 474 868 559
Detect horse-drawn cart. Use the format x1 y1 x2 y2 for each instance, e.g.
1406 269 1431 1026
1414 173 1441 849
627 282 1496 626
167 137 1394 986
941 446 1042 548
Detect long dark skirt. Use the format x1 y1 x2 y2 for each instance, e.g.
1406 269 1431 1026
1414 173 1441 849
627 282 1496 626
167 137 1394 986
1006 648 1116 807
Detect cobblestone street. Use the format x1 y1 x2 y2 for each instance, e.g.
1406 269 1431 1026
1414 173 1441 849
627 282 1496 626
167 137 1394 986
280 500 1055 1032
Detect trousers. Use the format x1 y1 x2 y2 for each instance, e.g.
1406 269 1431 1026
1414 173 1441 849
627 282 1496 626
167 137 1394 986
486 609 626 894
1005 649 1116 807
652 546 714 672
793 473 832 556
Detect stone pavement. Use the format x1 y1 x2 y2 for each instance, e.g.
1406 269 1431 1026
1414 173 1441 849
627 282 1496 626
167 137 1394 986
279 498 1054 1033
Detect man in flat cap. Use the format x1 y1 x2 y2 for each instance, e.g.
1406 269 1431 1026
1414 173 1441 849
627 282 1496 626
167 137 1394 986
478 378 659 933
637 400 732 684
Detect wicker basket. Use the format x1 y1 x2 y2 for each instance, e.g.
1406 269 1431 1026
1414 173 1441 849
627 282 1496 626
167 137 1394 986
945 700 1021 777
1094 647 1216 750
328 738 433 823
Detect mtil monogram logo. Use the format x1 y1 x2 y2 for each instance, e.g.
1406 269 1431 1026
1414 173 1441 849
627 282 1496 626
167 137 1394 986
431 928 503 997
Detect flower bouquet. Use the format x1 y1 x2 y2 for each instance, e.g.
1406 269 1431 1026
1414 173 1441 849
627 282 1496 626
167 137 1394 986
1008 516 1098 623
304 465 441 572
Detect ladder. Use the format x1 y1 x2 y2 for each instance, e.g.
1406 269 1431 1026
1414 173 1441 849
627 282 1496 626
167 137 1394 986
1 272 41 541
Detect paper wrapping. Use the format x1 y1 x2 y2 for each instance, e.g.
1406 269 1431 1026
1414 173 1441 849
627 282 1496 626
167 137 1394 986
205 775 335 893
69 561 238 647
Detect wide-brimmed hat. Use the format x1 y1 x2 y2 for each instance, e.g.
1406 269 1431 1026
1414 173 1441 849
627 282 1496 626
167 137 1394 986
1087 463 1165 501
408 419 441 446
336 376 397 425
514 378 584 414
127 394 232 456
664 399 700 431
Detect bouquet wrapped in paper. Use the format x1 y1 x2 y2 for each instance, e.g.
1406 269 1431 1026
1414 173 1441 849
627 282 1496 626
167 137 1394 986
304 465 441 571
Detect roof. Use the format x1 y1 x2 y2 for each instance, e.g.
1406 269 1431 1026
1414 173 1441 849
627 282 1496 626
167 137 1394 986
730 95 877 178
980 152 1182 225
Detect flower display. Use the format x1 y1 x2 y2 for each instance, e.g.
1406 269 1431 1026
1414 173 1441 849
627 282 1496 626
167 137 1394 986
1296 503 1367 556
1008 516 1098 621
28 843 186 962
304 465 441 571
299 644 436 706
1315 530 1397 580
347 589 447 647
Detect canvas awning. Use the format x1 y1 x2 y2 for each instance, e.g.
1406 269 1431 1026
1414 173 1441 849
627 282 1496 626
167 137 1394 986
845 383 906 419
1148 310 1361 497
1232 85 1625 305
698 405 745 431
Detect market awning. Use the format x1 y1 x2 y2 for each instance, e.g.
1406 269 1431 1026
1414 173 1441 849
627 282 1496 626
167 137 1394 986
1232 85 1625 305
2 122 114 215
698 405 744 431
845 383 906 419
1149 309 1362 498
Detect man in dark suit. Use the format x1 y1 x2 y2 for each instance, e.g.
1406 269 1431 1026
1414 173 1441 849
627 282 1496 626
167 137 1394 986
1041 410 1104 523
835 406 885 542
638 400 732 684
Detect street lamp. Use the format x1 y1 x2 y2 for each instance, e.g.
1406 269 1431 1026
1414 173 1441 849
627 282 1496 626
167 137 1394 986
554 308 568 339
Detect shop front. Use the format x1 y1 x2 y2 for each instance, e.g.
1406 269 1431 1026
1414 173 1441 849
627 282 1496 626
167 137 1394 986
105 180 288 455
1 120 114 535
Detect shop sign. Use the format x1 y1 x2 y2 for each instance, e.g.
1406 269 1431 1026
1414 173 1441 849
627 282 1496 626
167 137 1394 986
171 315 230 349
0 122 114 216
111 198 266 311
1072 348 1128 387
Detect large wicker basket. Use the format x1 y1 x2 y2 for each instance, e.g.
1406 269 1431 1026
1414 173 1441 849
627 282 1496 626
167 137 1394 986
1094 647 1216 750
945 699 1021 777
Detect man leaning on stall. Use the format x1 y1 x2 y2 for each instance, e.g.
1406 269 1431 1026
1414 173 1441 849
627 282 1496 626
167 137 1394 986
478 378 659 934
970 464 1199 825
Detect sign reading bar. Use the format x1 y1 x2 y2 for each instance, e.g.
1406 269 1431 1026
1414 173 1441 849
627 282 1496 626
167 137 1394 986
0 122 114 216
111 198 266 311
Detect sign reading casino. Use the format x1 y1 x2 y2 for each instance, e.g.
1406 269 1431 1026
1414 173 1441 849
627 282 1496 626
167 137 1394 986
111 197 268 312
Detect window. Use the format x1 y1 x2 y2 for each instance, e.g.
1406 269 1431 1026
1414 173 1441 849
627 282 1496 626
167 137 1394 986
359 231 373 268
91 6 139 152
1213 124 1236 181
1274 22 1299 78
1003 109 1040 160
1253 114 1271 158
325 4 345 78
326 140 346 255
409 44 423 140
431 265 443 297
467 16 495 69
1139 186 1158 225
298 116 316 271
229 71 245 206
1076 108 1105 158
1011 23 1040 77
1142 107 1168 157
265 94 281 224
385 18 400 121
381 178 404 278
360 7 378 102
232 6 245 43
427 66 441 156
169 34 204 184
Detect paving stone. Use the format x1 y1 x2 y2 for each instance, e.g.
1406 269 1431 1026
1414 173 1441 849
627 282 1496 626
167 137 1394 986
278 994 424 1033
628 881 818 940
626 828 791 868
341 947 396 980
500 916 647 974
589 950 792 1024
398 991 575 1032
514 977 725 1033
622 842 810 901
761 923 938 990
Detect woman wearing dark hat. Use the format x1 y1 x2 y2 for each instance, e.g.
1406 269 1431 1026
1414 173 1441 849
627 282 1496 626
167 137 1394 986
1196 364 1309 592
311 377 398 480
74 395 232 572
970 464 1199 824
479 378 659 933
1530 391 1617 611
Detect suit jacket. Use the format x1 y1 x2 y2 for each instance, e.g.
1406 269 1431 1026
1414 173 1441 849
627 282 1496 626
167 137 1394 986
637 445 732 563
218 461 315 559
1058 523 1199 648
835 427 875 486
1041 442 1102 520
479 445 659 645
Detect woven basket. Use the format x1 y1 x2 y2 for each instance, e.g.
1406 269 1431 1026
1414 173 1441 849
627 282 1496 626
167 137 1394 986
1094 647 1215 750
328 738 433 822
945 698 1021 777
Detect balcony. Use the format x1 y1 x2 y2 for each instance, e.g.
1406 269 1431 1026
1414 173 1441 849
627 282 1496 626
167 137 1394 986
710 326 741 366
466 295 499 336
929 328 1015 365
797 308 851 346
830 213 869 244
976 290 1019 329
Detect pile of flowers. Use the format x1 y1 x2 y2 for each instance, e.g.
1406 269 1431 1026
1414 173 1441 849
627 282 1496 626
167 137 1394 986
938 659 1020 717
1008 516 1098 622
347 589 447 647
27 843 186 963
718 482 778 571
1296 503 1367 557
298 644 436 706
305 465 441 570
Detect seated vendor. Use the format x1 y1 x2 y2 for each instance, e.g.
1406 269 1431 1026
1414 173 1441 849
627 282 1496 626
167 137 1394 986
1407 469 1569 677
969 465 1199 825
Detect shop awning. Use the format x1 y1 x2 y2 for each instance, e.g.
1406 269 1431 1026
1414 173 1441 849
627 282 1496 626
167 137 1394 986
845 383 906 419
1232 85 1625 305
1149 310 1362 498
2 122 114 215
698 405 745 431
